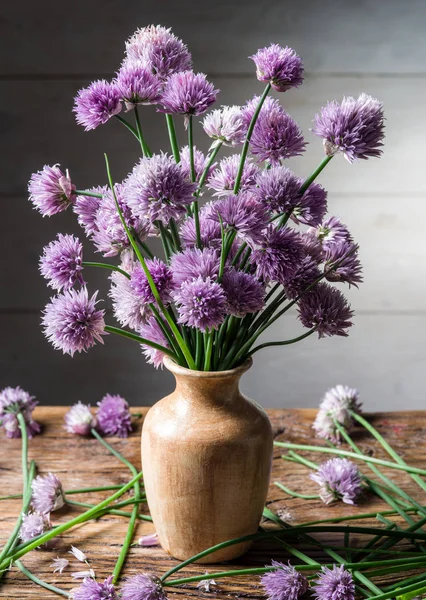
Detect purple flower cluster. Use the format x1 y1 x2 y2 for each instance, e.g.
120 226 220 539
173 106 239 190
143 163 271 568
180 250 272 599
65 394 133 437
312 565 355 600
158 71 218 122
121 573 167 600
31 473 65 514
73 80 122 131
0 386 40 439
313 385 362 443
140 317 170 368
297 282 354 338
20 512 51 543
261 561 308 600
310 458 363 505
29 165 76 217
207 154 259 197
203 105 246 146
73 575 117 600
116 64 163 109
40 234 84 291
174 276 226 332
250 44 304 92
131 259 174 305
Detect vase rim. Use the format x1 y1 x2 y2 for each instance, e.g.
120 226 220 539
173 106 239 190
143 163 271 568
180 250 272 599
163 356 253 379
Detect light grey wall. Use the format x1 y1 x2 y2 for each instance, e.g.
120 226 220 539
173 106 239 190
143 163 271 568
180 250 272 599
1 0 425 409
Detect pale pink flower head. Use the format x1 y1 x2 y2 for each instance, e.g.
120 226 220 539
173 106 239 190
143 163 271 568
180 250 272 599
20 511 51 544
31 473 65 514
29 164 76 217
64 402 96 435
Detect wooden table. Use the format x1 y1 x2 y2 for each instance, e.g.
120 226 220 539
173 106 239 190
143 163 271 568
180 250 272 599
1 408 426 598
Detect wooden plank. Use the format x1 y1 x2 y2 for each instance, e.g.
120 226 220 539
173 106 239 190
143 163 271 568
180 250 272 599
0 314 426 410
1 0 426 75
1 408 426 597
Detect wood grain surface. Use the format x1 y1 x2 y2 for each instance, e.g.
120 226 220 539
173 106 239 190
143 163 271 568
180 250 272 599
1 407 426 598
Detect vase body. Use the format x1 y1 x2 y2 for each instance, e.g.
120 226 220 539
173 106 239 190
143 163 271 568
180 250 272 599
141 357 273 562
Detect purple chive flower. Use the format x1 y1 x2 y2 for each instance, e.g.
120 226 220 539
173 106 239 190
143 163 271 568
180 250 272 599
301 231 324 263
297 282 353 338
124 25 192 80
74 186 106 236
64 402 96 435
110 270 150 331
50 557 69 573
0 386 40 439
73 575 117 600
292 182 328 227
312 93 385 162
315 216 353 249
313 385 362 443
139 533 159 547
207 192 268 244
124 153 196 225
31 473 65 514
40 234 84 292
73 80 122 131
170 247 219 287
283 256 321 300
242 95 282 127
254 166 301 213
179 145 213 182
173 276 226 332
42 288 106 356
312 565 355 600
29 164 76 217
261 561 309 600
202 105 246 146
251 225 305 284
96 394 132 438
121 573 167 600
251 103 306 164
139 317 170 369
180 209 222 249
310 458 362 505
207 154 259 197
116 64 163 109
130 259 174 305
250 44 304 92
222 269 265 317
20 512 50 543
158 71 219 123
324 240 363 287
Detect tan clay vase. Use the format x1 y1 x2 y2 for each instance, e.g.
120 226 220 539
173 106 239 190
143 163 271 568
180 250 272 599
141 357 273 563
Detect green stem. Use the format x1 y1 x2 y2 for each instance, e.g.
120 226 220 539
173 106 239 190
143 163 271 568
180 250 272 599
367 582 426 600
134 106 151 157
0 472 144 572
195 330 203 370
66 499 151 521
166 114 180 163
246 328 316 357
196 143 222 193
274 481 319 499
75 189 103 198
115 114 140 141
274 441 426 476
233 83 271 194
169 218 182 252
82 261 130 279
16 560 69 597
203 331 214 371
188 116 196 182
105 325 176 359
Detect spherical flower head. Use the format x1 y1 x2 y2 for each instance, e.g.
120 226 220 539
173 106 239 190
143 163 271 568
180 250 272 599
312 93 385 162
158 71 219 121
251 104 306 164
96 394 132 438
180 209 222 249
313 385 361 443
283 255 321 300
42 288 106 356
207 154 259 197
170 247 219 287
173 276 226 332
202 105 247 146
254 165 301 213
110 270 150 331
139 317 170 369
29 164 76 217
131 259 174 305
124 25 192 80
315 216 353 249
250 44 304 92
64 401 96 435
116 64 163 109
20 511 50 543
207 192 269 245
291 181 328 227
40 234 84 292
242 95 282 127
124 153 197 225
312 565 355 600
74 186 106 236
73 80 122 131
0 386 40 439
261 561 308 600
73 575 117 600
324 240 363 287
251 225 305 284
31 473 65 514
310 458 362 505
297 282 353 338
179 145 213 183
222 269 265 317
121 573 167 600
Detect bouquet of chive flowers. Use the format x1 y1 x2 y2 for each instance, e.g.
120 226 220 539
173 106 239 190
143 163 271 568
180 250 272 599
28 25 384 372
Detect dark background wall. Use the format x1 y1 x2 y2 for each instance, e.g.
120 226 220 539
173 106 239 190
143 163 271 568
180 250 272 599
1 0 425 409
